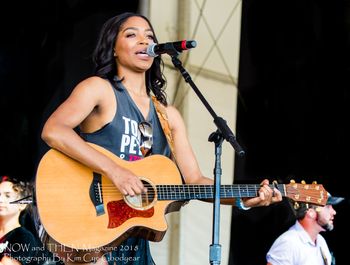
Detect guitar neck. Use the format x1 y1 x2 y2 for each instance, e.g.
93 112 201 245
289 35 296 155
156 184 286 200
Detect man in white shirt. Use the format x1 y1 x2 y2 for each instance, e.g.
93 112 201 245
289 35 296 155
266 193 344 265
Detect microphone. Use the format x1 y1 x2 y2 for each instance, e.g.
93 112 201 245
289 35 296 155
9 195 33 204
147 40 197 57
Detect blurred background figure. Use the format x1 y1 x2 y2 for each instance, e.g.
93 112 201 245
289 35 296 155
266 193 344 265
0 176 61 265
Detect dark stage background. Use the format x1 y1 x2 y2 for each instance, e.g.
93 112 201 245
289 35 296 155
1 1 349 265
230 0 350 264
0 0 139 178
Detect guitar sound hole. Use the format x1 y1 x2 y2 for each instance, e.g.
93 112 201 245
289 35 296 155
124 178 156 210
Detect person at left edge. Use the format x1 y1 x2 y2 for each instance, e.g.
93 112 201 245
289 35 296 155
0 175 61 265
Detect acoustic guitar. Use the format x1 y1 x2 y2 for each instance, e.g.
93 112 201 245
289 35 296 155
35 143 328 261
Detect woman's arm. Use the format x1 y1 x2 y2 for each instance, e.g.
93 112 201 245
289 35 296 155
41 76 145 196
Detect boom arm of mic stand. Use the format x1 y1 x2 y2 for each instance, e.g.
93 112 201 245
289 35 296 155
171 55 245 157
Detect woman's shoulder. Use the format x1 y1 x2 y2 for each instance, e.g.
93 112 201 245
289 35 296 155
158 104 188 137
164 104 181 117
75 76 111 90
164 105 184 126
70 76 114 101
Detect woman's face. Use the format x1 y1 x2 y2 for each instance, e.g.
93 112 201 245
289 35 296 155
0 181 23 219
114 16 155 75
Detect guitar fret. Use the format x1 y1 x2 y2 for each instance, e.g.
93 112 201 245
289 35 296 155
157 185 164 200
194 185 198 199
170 185 176 199
190 185 193 199
172 185 175 199
183 185 187 199
178 186 182 200
193 185 197 199
244 184 249 197
229 185 233 198
158 185 162 200
200 185 206 199
222 186 227 198
186 185 191 200
182 185 187 199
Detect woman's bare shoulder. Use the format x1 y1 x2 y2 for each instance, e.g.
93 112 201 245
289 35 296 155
75 76 110 90
164 104 185 131
166 105 183 118
70 76 113 99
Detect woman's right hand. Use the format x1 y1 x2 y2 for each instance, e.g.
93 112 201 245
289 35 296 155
110 166 147 197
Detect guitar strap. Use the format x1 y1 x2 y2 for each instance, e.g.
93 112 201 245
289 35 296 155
320 247 329 265
151 96 176 161
152 96 187 185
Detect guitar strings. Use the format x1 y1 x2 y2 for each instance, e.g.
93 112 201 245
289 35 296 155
101 189 324 195
99 184 325 202
101 184 323 191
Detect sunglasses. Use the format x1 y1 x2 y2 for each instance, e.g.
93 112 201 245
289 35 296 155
138 121 153 157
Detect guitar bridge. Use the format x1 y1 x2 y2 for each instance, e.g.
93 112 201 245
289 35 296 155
89 172 105 216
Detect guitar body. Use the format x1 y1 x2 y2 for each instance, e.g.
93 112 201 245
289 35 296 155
35 143 184 260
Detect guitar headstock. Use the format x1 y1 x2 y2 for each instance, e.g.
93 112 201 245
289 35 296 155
285 181 328 206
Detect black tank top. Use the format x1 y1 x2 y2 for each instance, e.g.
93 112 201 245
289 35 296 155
79 77 170 265
80 78 170 160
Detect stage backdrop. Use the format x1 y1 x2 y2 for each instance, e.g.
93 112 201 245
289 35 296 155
231 0 350 264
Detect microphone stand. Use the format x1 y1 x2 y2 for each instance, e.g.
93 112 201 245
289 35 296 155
170 54 245 265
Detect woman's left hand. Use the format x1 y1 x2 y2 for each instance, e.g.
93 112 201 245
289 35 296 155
242 179 282 208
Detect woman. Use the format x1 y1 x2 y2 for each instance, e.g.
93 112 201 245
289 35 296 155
0 176 59 265
41 12 282 264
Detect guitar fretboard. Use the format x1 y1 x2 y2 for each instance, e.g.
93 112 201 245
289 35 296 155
156 184 286 200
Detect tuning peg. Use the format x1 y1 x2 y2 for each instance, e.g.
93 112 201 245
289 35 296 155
293 202 300 209
301 180 306 184
290 179 295 184
312 181 317 184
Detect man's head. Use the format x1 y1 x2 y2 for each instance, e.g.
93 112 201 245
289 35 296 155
291 193 344 231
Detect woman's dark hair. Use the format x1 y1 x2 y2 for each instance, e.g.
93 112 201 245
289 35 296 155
0 175 31 198
93 12 167 106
